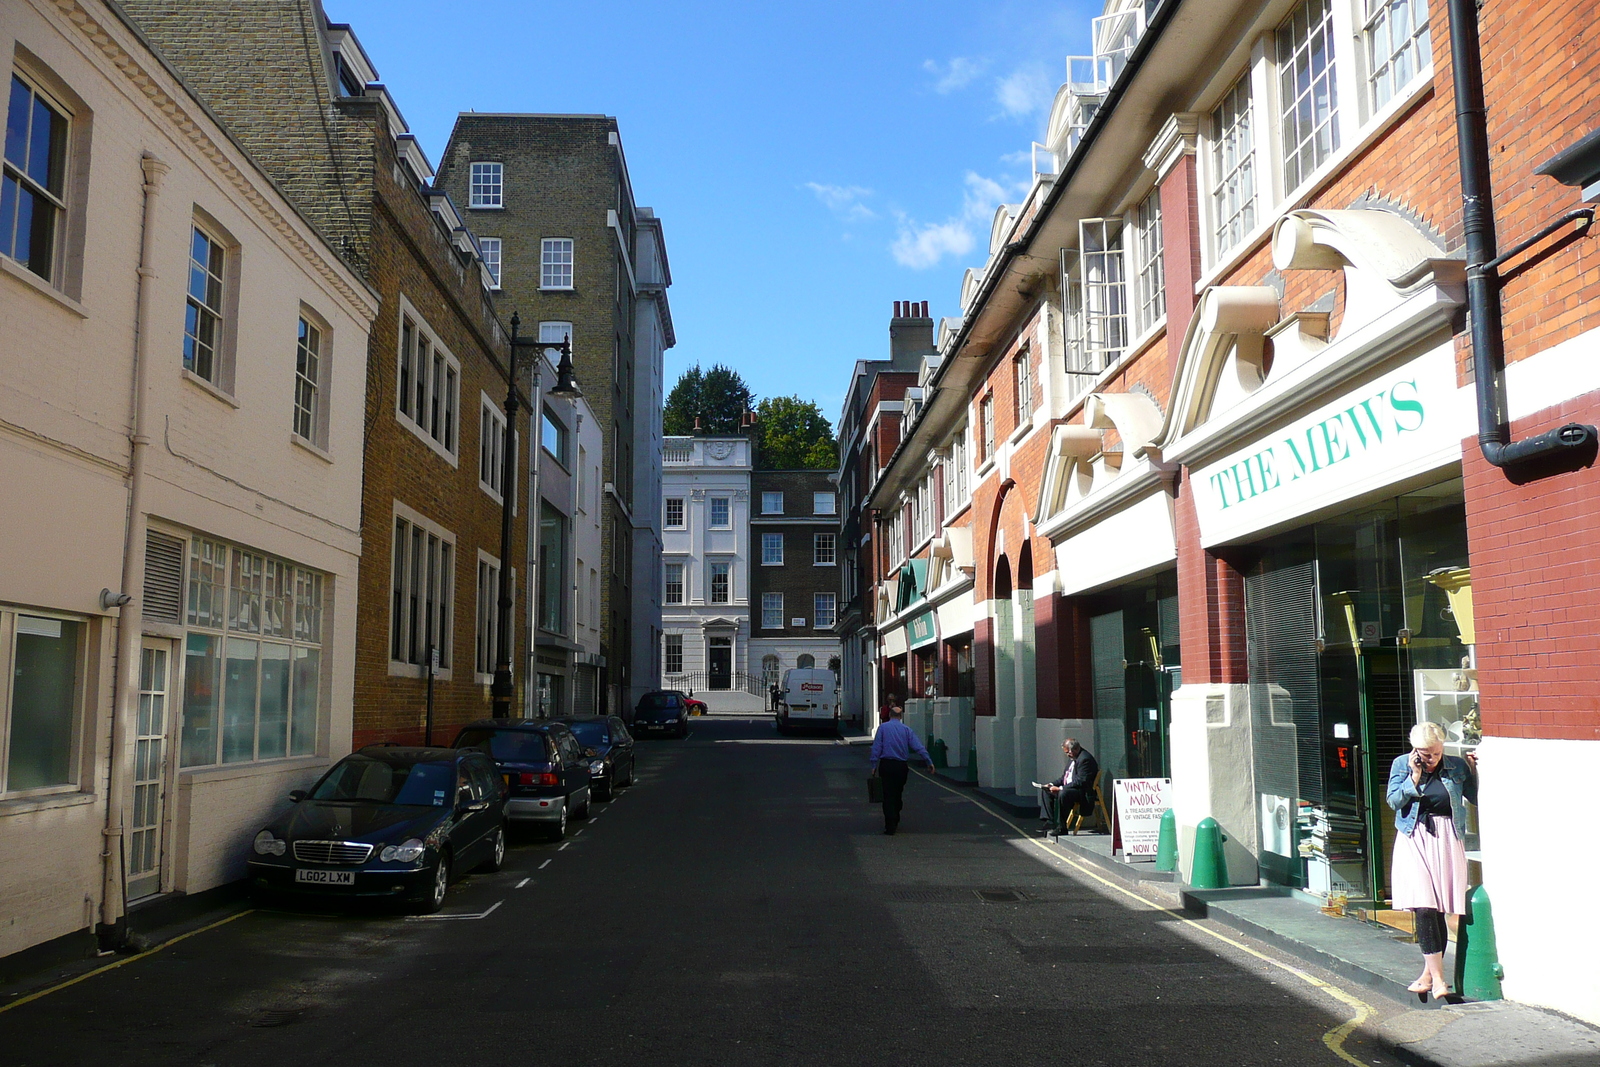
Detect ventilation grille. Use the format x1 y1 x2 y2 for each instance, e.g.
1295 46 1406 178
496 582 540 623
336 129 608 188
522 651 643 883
143 532 186 624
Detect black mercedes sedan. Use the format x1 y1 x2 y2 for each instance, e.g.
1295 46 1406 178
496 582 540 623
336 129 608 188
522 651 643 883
246 746 508 913
549 715 635 801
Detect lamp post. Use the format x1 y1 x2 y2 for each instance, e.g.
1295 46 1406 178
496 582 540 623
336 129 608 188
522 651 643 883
497 312 581 720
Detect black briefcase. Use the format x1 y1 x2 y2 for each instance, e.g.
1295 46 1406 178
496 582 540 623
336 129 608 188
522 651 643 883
867 775 883 803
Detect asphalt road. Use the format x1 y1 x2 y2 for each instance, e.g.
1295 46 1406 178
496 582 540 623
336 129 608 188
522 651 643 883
0 717 1415 1067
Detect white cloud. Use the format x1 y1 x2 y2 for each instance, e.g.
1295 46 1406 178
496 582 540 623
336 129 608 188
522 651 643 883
890 171 1025 270
995 62 1054 120
923 56 985 94
804 182 877 222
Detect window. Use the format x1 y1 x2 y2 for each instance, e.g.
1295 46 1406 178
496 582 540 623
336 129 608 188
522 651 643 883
950 429 969 505
980 395 995 461
797 654 815 669
0 610 85 795
814 533 836 566
396 307 459 458
1367 0 1430 109
762 592 784 629
1211 75 1256 255
538 321 572 365
814 593 837 629
475 554 501 678
293 316 323 445
710 497 731 528
541 237 574 289
664 633 683 675
479 236 502 287
469 161 503 208
762 532 784 565
3 75 67 281
184 224 227 384
812 493 836 515
709 561 731 604
1079 218 1127 370
480 397 509 501
542 407 568 466
1133 189 1165 335
538 503 566 633
664 563 684 605
1278 0 1340 192
181 538 325 767
664 497 685 528
389 514 454 674
1013 350 1033 424
761 491 784 514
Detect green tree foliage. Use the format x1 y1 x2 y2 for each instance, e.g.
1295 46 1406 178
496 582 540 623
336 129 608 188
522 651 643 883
663 364 754 436
755 395 838 470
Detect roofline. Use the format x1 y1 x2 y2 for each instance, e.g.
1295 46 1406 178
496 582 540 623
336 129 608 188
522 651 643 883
452 112 615 121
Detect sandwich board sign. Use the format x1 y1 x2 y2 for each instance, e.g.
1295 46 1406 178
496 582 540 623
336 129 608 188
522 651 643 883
1112 777 1173 859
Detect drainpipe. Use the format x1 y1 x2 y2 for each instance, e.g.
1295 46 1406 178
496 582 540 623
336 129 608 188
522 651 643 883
101 152 169 951
1447 0 1598 466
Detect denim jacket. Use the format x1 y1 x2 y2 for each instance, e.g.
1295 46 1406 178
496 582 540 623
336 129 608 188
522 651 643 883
1386 752 1477 838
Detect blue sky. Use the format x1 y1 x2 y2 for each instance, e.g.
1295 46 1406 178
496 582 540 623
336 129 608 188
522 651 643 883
329 0 1099 425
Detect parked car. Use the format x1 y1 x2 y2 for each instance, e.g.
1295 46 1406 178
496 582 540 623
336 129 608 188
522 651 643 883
550 715 634 800
452 719 591 840
633 690 690 737
670 690 708 716
246 745 507 914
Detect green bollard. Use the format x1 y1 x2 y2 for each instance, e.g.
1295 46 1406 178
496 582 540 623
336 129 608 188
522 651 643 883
1189 817 1230 889
1457 884 1505 1001
1155 808 1178 872
964 746 978 783
931 738 948 769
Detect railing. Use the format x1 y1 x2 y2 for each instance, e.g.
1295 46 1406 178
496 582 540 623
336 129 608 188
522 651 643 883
663 438 693 464
664 671 771 699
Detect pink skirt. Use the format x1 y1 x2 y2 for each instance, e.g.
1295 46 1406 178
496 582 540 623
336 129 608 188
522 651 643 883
1390 815 1469 914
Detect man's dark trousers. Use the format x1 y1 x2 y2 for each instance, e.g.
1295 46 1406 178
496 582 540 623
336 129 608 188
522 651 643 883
1038 785 1089 832
879 758 909 832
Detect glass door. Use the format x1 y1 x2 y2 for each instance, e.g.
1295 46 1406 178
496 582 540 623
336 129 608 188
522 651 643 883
129 639 173 901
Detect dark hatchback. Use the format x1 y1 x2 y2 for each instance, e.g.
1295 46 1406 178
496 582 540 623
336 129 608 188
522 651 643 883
549 715 635 800
633 691 689 737
453 720 591 840
247 746 508 913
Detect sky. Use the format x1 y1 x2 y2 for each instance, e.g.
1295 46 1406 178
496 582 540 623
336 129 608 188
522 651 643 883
328 0 1101 425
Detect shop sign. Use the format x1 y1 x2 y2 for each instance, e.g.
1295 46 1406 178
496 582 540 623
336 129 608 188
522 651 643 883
1192 347 1462 546
1112 777 1173 858
907 611 938 650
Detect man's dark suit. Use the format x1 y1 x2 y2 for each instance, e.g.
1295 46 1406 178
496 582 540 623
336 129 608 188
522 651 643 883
1039 748 1100 833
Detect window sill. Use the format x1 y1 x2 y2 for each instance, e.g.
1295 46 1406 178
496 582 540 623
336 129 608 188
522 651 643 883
1007 416 1035 446
395 411 461 468
761 561 784 567
976 457 997 479
388 660 455 681
479 481 506 506
540 285 576 292
468 204 505 211
945 500 972 524
182 368 240 408
0 255 87 318
813 561 837 567
0 789 96 817
292 434 334 464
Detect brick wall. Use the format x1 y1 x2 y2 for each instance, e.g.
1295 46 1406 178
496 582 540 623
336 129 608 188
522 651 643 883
749 470 840 639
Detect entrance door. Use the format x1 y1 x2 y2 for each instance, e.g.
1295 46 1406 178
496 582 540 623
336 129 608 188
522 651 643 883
128 639 172 901
708 637 732 689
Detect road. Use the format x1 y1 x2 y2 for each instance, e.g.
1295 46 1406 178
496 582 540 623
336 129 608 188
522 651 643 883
0 717 1414 1066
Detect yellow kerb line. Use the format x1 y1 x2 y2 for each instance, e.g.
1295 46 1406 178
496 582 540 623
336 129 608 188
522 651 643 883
915 769 1374 1067
0 909 254 1016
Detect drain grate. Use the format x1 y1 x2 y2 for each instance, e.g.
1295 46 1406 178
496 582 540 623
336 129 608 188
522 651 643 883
976 888 1024 903
248 1008 306 1029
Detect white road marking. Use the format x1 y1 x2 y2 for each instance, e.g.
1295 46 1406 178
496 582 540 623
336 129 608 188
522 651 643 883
538 859 552 869
558 841 571 851
406 900 503 922
515 878 530 889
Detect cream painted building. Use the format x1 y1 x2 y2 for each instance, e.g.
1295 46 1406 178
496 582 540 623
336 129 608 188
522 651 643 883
0 0 376 958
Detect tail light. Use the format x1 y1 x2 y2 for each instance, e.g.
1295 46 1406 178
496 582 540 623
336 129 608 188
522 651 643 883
517 772 560 786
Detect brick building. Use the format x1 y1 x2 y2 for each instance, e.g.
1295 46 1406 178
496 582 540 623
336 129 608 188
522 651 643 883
747 470 842 691
122 2 532 745
435 114 671 719
848 0 1600 1024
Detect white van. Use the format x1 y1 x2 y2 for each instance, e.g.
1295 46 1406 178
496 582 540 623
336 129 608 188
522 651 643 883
775 668 839 734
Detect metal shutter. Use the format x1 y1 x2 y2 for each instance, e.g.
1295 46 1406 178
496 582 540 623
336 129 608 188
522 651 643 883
1090 609 1126 781
1245 554 1322 805
143 532 186 624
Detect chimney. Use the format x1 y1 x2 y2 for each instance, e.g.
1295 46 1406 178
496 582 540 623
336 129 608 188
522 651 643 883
889 298 935 370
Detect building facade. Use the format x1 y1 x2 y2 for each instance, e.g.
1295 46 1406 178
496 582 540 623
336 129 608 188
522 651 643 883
0 0 375 957
850 0 1600 1025
748 470 843 691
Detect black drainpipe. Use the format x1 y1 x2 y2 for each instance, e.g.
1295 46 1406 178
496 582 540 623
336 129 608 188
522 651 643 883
1447 0 1597 467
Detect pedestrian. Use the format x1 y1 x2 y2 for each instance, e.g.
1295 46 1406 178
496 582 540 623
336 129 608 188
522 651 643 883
1386 720 1478 1001
1038 738 1099 838
869 702 930 835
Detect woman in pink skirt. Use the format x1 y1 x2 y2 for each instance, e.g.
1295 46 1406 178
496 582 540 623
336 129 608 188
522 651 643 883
1387 721 1478 1001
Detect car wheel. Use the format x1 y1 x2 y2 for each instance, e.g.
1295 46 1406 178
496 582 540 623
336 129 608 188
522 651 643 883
480 823 506 873
415 851 450 914
548 801 568 842
578 787 592 819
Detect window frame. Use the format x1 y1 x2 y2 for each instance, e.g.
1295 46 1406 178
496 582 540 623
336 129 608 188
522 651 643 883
395 298 461 464
664 562 685 605
1364 0 1431 111
292 310 331 450
813 592 837 630
812 492 836 516
469 161 503 209
479 393 508 504
761 532 784 566
1078 217 1128 372
1209 73 1258 259
540 237 575 290
478 236 502 288
663 633 684 675
708 560 732 604
2 72 69 286
182 217 239 393
664 497 685 529
762 592 784 630
814 533 836 566
0 607 89 798
761 491 784 515
1276 0 1342 195
388 505 455 677
709 497 732 529
541 405 569 468
1132 188 1165 337
1013 348 1033 426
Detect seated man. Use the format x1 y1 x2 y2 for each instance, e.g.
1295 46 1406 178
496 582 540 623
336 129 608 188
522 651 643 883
1038 738 1099 836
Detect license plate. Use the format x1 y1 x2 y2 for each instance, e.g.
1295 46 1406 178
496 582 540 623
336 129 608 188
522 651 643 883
295 869 355 885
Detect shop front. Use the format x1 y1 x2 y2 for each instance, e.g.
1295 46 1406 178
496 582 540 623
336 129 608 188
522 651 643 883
1082 571 1181 782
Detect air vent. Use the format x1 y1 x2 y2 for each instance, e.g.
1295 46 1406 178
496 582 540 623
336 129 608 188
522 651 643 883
143 532 186 623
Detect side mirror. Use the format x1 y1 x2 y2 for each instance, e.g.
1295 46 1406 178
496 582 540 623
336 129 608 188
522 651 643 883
288 789 307 803
457 786 474 807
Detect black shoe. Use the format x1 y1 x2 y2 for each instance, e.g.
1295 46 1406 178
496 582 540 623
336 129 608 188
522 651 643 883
883 828 896 835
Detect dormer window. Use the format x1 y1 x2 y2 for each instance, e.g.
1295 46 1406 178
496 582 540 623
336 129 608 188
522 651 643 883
469 161 503 208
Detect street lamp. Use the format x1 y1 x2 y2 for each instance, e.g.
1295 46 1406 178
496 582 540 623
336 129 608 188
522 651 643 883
495 313 582 720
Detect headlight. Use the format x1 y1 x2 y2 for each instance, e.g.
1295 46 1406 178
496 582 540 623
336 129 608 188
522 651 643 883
380 838 426 864
590 759 606 773
252 830 286 857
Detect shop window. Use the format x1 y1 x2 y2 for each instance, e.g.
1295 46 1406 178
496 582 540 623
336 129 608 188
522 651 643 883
1 612 85 795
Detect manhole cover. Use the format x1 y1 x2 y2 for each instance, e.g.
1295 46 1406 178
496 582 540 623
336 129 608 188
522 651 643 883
248 1008 306 1028
976 888 1024 903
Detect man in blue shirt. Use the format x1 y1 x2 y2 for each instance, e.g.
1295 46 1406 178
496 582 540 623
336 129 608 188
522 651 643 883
870 702 931 835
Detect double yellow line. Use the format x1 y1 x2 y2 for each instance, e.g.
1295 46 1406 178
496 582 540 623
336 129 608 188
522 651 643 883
915 769 1375 1067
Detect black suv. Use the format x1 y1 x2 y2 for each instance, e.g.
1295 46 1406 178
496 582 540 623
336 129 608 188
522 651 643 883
453 720 591 840
550 715 635 800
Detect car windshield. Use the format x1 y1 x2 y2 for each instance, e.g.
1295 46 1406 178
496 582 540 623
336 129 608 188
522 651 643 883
455 727 551 763
566 721 609 746
310 755 454 806
638 693 676 710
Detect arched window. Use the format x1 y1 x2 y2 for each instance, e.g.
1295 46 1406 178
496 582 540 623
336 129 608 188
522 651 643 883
797 654 815 669
762 654 780 687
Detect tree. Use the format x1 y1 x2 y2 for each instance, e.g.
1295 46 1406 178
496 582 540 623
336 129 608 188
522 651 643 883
755 395 838 470
663 364 754 436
